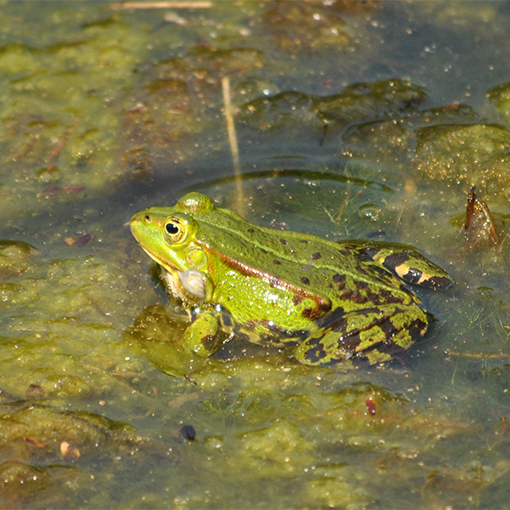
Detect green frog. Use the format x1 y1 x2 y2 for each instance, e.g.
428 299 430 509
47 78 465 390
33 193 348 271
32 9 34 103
130 192 452 368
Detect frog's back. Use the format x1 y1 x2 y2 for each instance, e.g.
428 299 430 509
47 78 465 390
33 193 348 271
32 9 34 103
192 204 410 312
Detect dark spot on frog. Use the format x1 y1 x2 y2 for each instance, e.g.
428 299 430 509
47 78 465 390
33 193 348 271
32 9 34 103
178 424 196 441
355 246 380 262
273 260 281 265
265 322 302 344
379 316 399 338
342 289 368 304
406 317 428 342
379 289 405 304
302 337 328 362
221 311 233 327
302 306 326 321
421 275 453 291
341 329 362 352
280 239 288 245
301 276 310 285
260 248 268 254
355 280 369 291
300 239 308 244
370 265 395 281
247 228 254 233
333 274 346 289
243 320 258 332
293 294 304 305
315 306 346 329
382 252 410 272
311 252 322 260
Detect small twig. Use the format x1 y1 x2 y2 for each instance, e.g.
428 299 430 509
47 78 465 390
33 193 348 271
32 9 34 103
221 76 244 208
111 1 212 9
447 351 510 359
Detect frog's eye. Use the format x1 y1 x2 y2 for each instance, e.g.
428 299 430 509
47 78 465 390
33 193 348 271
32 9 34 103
164 218 187 244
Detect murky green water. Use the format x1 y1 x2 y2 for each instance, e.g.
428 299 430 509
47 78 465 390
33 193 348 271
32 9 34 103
2 1 510 508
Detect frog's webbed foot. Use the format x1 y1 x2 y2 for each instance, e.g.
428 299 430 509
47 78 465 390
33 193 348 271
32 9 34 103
353 244 453 291
294 304 429 367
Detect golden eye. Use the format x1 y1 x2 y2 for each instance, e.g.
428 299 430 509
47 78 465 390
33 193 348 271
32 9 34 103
164 218 187 243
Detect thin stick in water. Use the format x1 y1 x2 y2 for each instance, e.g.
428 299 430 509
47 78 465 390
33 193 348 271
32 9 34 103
221 76 244 207
111 2 212 10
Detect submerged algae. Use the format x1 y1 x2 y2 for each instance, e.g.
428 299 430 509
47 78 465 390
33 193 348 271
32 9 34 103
1 1 510 509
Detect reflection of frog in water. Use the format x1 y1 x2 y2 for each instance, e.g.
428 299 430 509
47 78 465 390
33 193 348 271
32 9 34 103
130 192 452 368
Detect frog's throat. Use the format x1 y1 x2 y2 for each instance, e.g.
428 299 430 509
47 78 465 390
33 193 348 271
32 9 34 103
160 267 207 302
139 245 209 302
206 245 332 314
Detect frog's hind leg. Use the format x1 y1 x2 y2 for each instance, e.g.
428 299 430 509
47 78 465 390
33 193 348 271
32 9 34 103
294 304 429 367
354 244 453 291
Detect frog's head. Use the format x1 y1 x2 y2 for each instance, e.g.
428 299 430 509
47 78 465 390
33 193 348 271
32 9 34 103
130 193 216 305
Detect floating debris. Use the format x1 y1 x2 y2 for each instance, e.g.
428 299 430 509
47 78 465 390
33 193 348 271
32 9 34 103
26 384 45 399
178 424 196 442
64 233 93 247
60 441 81 462
365 396 377 416
464 187 501 250
110 2 212 9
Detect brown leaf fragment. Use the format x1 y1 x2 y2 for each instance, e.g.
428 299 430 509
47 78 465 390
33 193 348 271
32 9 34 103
25 437 47 449
64 233 93 247
38 183 63 198
26 384 45 399
464 186 501 250
61 184 85 194
111 1 212 9
74 233 93 247
38 183 85 199
60 441 81 462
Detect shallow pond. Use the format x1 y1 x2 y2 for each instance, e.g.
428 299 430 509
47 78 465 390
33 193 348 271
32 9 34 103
2 1 510 508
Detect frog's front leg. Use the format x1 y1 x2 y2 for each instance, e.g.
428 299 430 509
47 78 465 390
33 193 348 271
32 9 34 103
294 303 429 367
357 245 453 290
183 311 224 356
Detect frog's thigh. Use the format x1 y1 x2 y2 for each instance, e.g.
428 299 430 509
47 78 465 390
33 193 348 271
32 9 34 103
294 304 428 367
371 247 452 290
183 313 222 356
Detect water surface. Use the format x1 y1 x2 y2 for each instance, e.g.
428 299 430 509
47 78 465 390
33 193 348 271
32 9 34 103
1 1 510 508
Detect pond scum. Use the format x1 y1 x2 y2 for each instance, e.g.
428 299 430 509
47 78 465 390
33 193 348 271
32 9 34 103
1 1 510 508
